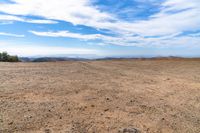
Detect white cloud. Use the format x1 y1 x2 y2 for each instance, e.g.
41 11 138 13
0 0 114 27
30 30 103 40
29 30 200 48
0 0 199 46
29 30 118 42
0 14 58 24
25 19 57 24
0 32 24 37
0 21 14 25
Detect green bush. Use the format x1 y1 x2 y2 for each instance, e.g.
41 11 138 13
0 52 19 62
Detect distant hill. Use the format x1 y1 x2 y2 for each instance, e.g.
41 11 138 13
18 56 200 62
20 57 88 62
19 57 33 62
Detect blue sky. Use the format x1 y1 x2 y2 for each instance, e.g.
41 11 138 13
0 0 200 57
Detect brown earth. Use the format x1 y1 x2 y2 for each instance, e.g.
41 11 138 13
0 59 200 133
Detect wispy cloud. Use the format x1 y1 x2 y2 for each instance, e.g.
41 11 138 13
0 14 58 24
0 21 13 25
0 32 24 37
29 30 118 43
0 0 199 47
29 30 200 48
0 0 114 27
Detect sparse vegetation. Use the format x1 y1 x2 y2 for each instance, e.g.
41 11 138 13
0 52 19 62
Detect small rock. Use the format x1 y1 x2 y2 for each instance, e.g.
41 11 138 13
105 116 111 119
44 129 51 133
8 121 13 125
166 78 170 81
104 109 109 112
91 105 95 107
118 128 140 133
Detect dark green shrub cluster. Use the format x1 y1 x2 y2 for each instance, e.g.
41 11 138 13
0 52 20 62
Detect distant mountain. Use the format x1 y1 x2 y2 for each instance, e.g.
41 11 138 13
25 54 103 59
20 57 89 62
19 56 200 62
19 57 34 62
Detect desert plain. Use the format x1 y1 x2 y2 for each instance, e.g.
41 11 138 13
0 59 200 133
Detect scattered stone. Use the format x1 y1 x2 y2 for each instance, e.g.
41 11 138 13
91 105 95 107
105 116 111 119
8 121 13 125
118 128 140 133
166 78 170 81
44 129 51 133
104 109 109 112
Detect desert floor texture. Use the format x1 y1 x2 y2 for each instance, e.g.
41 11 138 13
0 59 200 133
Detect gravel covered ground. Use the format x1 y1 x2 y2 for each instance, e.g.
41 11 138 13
0 59 200 133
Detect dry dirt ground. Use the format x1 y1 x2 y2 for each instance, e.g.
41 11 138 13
0 60 200 133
